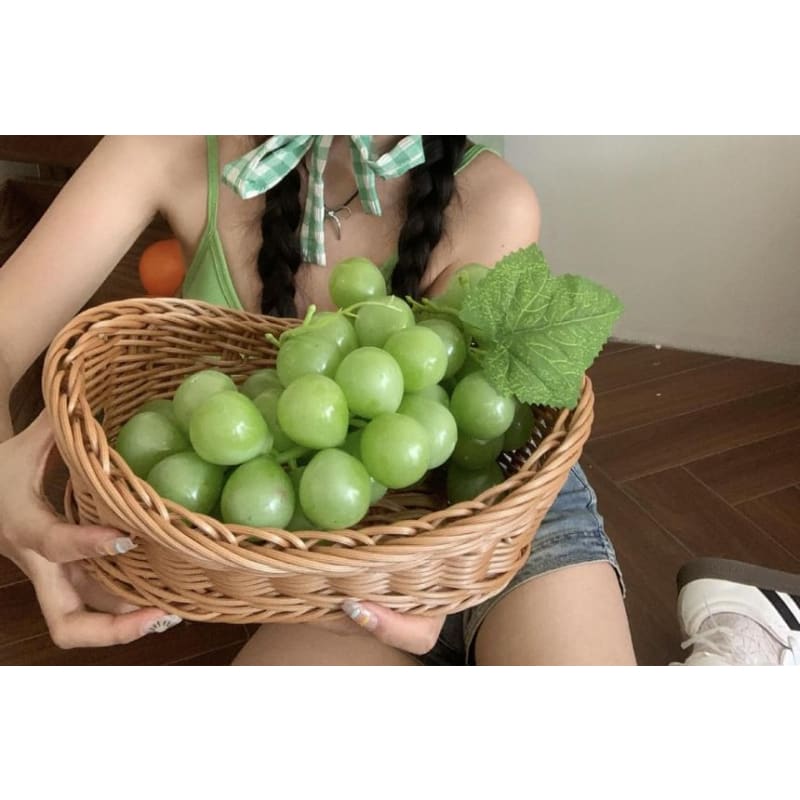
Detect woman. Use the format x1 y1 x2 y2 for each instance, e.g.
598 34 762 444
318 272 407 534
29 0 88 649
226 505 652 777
0 135 635 665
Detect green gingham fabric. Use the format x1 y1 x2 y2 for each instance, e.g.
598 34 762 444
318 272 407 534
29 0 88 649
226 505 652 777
221 135 425 266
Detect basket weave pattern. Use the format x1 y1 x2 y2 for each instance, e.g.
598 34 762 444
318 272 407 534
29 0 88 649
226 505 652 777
42 298 594 623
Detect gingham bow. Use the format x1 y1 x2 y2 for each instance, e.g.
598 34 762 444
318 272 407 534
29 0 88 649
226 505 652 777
222 135 425 266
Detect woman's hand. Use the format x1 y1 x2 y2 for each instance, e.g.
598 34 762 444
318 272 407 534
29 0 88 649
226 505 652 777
0 412 179 648
339 599 445 656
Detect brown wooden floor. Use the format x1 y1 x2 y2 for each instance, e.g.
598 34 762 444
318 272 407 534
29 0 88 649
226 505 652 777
2 170 799 665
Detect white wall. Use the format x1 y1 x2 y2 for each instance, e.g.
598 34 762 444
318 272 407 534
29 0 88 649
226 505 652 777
505 136 800 365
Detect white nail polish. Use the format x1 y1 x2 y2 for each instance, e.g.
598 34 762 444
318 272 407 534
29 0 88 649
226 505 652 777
111 537 136 555
144 615 182 635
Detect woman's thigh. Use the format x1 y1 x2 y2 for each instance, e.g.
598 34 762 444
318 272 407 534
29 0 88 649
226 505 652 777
474 560 636 665
422 463 635 666
233 621 420 666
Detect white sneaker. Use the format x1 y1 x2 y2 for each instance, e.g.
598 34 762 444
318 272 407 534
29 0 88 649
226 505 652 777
675 558 800 666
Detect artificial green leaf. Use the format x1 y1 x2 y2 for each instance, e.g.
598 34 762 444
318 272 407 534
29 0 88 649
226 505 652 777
459 245 623 408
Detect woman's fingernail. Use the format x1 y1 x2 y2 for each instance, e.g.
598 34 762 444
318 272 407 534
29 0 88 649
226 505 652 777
144 615 182 635
342 599 377 632
102 537 136 556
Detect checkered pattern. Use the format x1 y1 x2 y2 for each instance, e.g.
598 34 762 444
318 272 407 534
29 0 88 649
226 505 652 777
222 135 425 266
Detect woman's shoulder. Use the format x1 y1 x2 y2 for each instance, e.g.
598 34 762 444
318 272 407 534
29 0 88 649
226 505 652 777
451 147 541 266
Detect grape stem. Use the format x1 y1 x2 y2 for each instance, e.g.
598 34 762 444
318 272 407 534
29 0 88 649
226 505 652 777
275 446 311 465
301 304 318 326
409 297 462 321
270 304 320 349
339 299 403 319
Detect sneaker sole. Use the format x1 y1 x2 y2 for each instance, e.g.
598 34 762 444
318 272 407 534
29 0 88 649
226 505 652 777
677 558 800 595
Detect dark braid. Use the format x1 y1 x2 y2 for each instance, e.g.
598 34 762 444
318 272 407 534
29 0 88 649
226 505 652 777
258 168 302 317
392 135 467 300
257 135 467 316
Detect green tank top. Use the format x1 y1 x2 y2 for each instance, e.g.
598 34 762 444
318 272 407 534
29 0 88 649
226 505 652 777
181 136 492 310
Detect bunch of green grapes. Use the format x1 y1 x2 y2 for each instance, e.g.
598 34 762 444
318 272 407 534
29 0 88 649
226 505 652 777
114 257 535 534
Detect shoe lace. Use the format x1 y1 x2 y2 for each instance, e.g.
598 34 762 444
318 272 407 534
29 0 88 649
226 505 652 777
676 624 800 666
678 624 739 666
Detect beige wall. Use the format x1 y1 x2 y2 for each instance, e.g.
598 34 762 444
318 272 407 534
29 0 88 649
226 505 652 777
505 136 800 365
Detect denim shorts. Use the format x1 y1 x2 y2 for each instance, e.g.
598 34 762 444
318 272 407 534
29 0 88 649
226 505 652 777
420 462 624 666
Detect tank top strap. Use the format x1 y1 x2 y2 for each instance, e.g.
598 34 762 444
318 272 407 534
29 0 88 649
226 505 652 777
205 135 221 226
455 142 494 175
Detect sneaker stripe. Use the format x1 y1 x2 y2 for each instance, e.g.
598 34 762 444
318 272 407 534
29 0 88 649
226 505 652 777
781 592 800 620
761 589 800 631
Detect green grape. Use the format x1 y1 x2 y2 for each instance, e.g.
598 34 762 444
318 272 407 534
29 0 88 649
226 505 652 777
240 369 282 400
446 462 505 504
189 391 272 466
436 263 490 310
397 395 457 469
115 411 189 479
220 455 295 528
450 433 505 470
138 398 179 428
146 451 225 514
299 312 358 357
408 383 450 407
384 326 448 392
334 346 403 419
360 413 430 489
354 296 414 348
252 387 296 453
299 449 371 530
329 256 387 309
503 401 536 451
450 371 515 440
417 318 467 379
277 374 349 450
341 430 387 504
173 369 236 432
276 332 343 387
286 467 315 531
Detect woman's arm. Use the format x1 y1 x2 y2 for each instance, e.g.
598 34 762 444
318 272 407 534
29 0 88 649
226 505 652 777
0 135 178 390
0 135 190 646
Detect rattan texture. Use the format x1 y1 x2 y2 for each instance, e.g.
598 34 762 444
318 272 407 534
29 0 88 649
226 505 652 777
42 298 594 623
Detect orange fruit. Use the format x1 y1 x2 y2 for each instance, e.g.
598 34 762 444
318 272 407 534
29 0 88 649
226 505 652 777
138 238 186 297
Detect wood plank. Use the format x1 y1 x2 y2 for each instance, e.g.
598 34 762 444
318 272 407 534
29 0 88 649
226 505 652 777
170 643 245 666
583 459 688 666
0 557 26 589
598 340 641 357
0 581 48 646
624 468 800 569
592 358 800 439
0 179 59 266
738 487 800 556
0 570 247 664
686 429 800 504
585 382 800 482
0 620 246 666
587 346 726 395
0 135 100 168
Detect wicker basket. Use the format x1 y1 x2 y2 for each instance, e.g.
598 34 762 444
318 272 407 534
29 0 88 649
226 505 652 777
42 298 594 624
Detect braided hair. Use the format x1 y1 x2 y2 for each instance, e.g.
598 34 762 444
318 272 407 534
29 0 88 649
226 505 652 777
256 136 468 317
